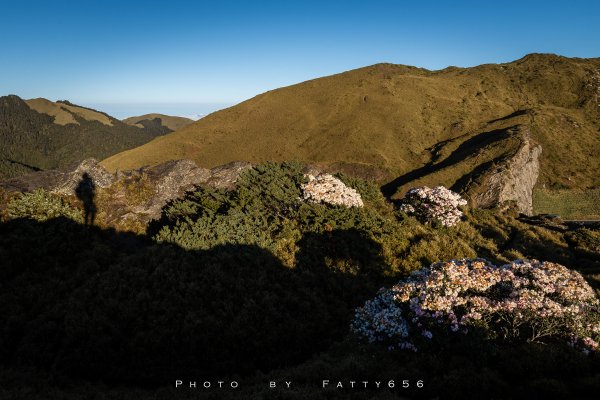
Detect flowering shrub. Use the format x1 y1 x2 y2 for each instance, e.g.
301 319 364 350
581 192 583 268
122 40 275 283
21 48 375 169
352 258 600 354
301 173 364 208
400 186 467 227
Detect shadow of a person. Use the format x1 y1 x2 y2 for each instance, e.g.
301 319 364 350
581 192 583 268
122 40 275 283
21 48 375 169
75 173 97 226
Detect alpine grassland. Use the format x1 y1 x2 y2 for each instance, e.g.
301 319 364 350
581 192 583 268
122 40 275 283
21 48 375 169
533 188 600 220
102 55 600 219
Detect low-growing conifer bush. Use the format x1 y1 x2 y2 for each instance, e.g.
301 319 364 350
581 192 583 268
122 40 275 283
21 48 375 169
7 188 83 223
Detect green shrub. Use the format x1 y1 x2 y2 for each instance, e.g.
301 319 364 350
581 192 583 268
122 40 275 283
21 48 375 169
153 163 600 283
1 162 599 395
335 172 393 215
7 188 83 223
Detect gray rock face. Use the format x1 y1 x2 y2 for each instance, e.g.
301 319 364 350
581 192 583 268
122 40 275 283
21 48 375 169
589 69 600 106
138 160 212 218
52 159 116 195
1 158 254 227
206 161 252 190
473 137 542 215
0 158 114 195
107 159 251 223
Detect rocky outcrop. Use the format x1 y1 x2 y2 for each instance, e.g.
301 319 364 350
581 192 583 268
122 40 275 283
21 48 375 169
472 136 542 215
134 160 212 218
301 173 364 208
588 69 600 106
52 159 116 195
0 158 254 229
1 158 114 194
206 161 252 190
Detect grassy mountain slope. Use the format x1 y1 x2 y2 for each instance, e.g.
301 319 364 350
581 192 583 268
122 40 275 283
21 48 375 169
26 98 114 126
123 113 194 132
102 54 600 196
0 96 169 179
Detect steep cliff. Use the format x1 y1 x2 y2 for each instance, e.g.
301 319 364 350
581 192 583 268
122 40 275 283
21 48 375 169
471 133 542 215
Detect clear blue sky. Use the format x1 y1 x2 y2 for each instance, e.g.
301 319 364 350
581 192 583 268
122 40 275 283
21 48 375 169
1 0 598 118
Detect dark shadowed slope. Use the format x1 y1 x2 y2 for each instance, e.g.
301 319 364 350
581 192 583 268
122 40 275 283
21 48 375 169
0 96 169 179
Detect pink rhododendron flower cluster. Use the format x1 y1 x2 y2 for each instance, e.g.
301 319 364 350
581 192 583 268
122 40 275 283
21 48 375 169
352 259 600 353
399 186 467 227
301 174 364 208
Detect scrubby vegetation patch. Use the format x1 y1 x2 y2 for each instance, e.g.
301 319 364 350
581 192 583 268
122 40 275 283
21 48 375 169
7 188 83 223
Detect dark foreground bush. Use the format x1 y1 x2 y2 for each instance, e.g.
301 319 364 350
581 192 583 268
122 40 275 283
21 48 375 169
0 217 385 384
1 162 599 398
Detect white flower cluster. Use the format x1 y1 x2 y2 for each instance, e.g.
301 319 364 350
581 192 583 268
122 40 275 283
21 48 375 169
399 186 467 227
301 174 364 208
352 259 600 354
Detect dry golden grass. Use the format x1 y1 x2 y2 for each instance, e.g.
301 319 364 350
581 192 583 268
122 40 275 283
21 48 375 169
25 98 113 126
102 54 600 194
533 189 600 219
61 102 113 126
122 114 194 131
25 98 77 125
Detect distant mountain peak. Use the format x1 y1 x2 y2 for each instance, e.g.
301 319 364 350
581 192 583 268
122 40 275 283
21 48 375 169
122 113 194 132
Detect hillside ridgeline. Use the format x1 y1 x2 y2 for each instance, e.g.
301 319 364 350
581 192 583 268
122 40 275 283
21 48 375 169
0 96 171 179
122 113 194 132
101 54 600 214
